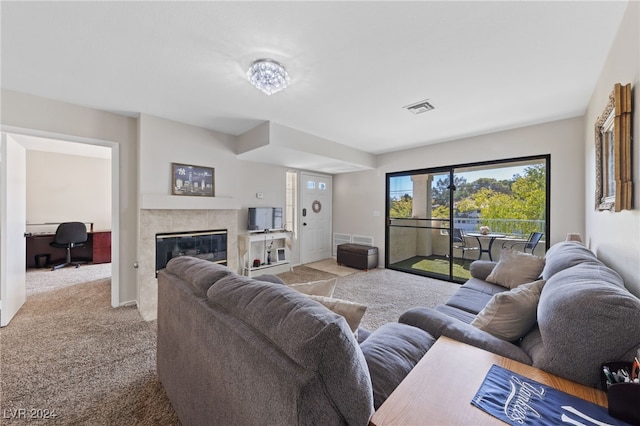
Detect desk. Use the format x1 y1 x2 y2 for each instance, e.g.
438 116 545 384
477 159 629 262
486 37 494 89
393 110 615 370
466 232 505 261
25 231 111 268
370 336 607 426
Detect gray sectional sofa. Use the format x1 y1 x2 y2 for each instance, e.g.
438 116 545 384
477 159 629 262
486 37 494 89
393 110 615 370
157 256 433 426
400 241 640 388
157 242 640 425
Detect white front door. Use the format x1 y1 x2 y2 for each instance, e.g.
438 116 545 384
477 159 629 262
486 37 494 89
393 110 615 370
300 173 332 264
1 133 27 326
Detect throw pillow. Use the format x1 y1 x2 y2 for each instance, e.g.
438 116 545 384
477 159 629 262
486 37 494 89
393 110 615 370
485 249 545 289
287 278 337 297
471 279 545 341
308 295 367 333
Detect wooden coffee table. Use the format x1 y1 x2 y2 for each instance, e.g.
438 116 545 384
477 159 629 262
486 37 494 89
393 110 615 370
370 336 607 425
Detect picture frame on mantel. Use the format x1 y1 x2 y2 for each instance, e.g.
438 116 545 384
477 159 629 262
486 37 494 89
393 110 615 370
171 163 215 197
594 83 632 212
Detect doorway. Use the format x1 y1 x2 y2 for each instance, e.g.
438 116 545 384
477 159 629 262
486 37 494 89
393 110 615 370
300 172 332 264
386 155 550 283
0 128 119 325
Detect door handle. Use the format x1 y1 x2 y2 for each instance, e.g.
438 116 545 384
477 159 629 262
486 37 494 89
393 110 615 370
303 223 307 226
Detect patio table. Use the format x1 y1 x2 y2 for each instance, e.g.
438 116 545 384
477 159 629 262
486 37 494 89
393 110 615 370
466 232 505 261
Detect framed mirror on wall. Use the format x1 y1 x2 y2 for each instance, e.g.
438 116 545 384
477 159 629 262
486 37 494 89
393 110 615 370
595 83 632 212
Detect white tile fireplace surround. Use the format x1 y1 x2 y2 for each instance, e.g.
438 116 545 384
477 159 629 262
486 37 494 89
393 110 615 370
138 208 239 321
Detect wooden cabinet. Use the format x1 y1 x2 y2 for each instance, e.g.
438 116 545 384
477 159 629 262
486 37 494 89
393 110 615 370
91 231 111 264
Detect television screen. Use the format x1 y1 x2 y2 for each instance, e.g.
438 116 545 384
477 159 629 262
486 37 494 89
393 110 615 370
248 207 283 232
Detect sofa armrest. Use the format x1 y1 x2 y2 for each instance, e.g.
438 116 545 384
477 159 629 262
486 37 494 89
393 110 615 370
399 307 532 365
469 261 498 280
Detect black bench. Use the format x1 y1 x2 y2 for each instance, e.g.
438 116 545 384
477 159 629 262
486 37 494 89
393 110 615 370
336 243 378 271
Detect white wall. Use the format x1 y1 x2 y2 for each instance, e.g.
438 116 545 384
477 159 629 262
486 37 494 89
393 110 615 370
334 116 585 265
1 89 138 304
138 114 237 198
585 1 640 296
137 115 290 213
26 151 111 230
138 115 296 268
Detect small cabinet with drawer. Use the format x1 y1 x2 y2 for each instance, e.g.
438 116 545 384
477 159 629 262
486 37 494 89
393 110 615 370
92 231 112 264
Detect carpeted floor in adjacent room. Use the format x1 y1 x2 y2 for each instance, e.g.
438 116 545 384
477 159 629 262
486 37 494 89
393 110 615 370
1 264 180 425
1 262 460 424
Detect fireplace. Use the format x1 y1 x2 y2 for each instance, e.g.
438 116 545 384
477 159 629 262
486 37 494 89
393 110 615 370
156 229 227 274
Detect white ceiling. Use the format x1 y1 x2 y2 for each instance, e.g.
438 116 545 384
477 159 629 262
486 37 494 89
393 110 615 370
0 1 630 171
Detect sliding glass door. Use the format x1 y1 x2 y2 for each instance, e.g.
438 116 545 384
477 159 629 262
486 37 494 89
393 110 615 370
386 155 549 283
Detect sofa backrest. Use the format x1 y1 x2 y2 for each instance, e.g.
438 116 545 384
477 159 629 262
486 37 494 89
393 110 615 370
207 273 374 424
166 255 234 293
541 241 602 281
158 256 374 426
526 242 640 388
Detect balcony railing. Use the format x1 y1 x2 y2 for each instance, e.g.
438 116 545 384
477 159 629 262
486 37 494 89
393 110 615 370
453 218 544 238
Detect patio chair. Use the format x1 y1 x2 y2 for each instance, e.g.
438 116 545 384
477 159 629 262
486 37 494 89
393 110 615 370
452 228 479 259
502 232 543 254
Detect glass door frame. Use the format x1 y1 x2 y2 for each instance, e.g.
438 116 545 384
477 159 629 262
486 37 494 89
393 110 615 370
385 155 551 283
385 166 459 281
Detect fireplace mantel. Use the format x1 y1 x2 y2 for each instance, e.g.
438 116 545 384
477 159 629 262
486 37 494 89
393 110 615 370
141 194 241 210
138 208 239 321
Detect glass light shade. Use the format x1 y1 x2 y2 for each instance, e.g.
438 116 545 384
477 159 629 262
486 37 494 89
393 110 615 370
247 59 290 95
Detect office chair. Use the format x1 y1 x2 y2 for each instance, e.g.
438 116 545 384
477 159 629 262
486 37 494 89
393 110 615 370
49 222 88 270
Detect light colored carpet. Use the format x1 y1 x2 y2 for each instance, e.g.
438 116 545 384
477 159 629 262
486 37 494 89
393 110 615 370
1 263 459 424
25 263 113 295
1 265 180 425
279 265 460 331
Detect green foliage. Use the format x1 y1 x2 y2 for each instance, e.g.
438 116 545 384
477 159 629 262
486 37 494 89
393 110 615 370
389 164 546 236
389 193 413 218
432 205 450 219
457 164 546 235
432 175 468 206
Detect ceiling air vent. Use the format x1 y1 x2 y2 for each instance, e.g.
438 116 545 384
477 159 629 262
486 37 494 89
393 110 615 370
403 99 435 115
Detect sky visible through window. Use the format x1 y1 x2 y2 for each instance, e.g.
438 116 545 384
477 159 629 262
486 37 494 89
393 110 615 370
389 165 528 199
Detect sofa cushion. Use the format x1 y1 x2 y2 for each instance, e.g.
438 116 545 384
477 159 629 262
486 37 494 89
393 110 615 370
444 286 495 315
360 323 435 409
308 295 366 333
287 278 337 297
519 325 545 362
434 304 477 324
461 277 509 296
541 241 600 281
535 262 640 387
166 256 234 294
469 261 498 280
471 279 545 341
399 307 532 364
206 273 374 423
485 249 545 288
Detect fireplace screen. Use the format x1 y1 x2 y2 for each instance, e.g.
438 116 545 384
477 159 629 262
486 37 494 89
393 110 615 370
156 229 227 274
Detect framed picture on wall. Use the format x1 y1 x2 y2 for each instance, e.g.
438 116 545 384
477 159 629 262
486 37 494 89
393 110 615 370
276 247 286 262
171 163 215 197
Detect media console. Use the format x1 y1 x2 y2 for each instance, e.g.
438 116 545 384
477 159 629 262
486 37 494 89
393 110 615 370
240 231 292 277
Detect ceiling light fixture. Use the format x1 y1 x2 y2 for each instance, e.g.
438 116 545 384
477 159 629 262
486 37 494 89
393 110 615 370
247 59 290 95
